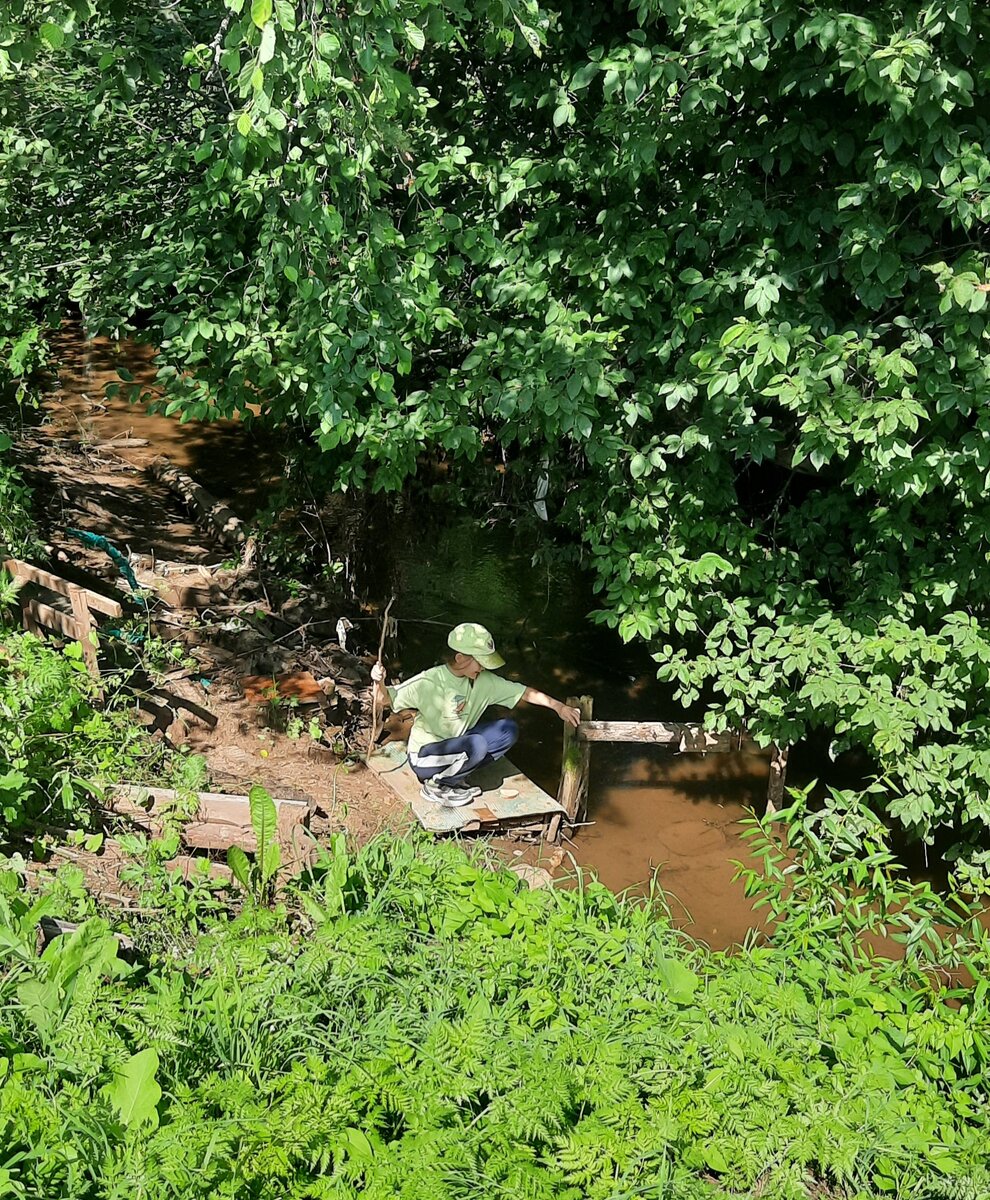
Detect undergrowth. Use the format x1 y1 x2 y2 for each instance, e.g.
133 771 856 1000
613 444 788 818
0 627 202 844
2 825 989 1200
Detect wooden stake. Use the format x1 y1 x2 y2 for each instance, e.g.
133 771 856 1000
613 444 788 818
366 595 395 761
554 694 593 839
766 743 789 816
67 582 99 677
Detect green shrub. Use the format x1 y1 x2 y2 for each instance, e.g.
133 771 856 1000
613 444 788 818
0 429 42 561
1 831 988 1199
0 630 168 842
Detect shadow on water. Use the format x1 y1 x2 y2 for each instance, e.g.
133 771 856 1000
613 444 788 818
40 325 283 516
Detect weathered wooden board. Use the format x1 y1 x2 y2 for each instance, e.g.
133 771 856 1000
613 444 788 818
107 785 311 856
576 721 748 751
24 598 80 641
3 558 124 616
367 742 564 835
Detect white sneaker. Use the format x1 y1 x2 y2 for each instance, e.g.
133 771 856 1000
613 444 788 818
420 781 480 808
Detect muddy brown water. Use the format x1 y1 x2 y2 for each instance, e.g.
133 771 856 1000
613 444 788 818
39 327 837 948
38 326 281 515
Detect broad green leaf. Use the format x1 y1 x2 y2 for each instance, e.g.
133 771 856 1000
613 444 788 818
102 1049 161 1129
404 21 425 51
39 23 64 49
274 0 296 29
251 0 272 29
691 552 734 582
227 845 251 889
656 957 699 1004
259 23 276 64
249 784 280 884
630 453 648 479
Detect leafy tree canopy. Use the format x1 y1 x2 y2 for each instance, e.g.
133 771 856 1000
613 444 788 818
2 0 990 875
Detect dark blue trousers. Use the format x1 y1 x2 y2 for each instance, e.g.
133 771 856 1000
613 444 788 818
408 718 518 785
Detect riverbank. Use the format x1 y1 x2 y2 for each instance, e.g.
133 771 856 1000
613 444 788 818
16 327 775 943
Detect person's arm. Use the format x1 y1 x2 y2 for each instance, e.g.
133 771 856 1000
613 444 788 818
520 686 581 727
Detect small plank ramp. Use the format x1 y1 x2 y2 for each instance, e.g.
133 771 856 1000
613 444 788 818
367 742 564 834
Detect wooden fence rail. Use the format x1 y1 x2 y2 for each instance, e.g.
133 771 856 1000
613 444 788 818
3 557 123 677
553 707 789 841
576 721 752 752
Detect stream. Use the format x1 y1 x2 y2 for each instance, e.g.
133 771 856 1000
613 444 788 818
40 326 830 948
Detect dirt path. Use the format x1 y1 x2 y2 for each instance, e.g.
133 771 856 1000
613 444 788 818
18 366 410 853
15 339 562 897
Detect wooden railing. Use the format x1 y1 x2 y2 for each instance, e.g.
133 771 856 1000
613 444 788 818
3 558 124 678
553 695 789 840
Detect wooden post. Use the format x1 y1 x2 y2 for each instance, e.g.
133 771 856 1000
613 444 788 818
552 694 593 841
67 582 99 677
766 744 789 816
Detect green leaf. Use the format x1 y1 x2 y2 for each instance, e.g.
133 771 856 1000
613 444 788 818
227 845 251 890
877 251 900 284
102 1049 161 1129
249 784 280 884
656 957 699 1004
317 31 340 58
630 453 648 479
571 62 598 89
236 112 252 137
274 0 296 29
690 552 734 582
39 22 64 49
251 0 273 29
404 21 425 51
259 23 276 64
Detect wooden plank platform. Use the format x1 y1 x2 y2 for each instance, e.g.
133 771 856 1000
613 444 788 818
107 785 312 864
367 742 565 834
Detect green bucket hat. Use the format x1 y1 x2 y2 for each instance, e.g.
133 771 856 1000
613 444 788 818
447 622 505 669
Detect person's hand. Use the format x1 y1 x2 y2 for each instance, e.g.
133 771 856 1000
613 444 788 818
557 703 581 728
371 662 387 684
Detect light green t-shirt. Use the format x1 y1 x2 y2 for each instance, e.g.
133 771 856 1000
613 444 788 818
388 665 526 755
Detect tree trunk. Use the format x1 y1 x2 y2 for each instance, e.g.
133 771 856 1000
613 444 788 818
766 744 790 816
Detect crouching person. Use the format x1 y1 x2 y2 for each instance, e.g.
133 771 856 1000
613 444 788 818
371 622 580 807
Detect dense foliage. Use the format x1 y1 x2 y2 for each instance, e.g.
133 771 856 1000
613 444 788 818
1 827 989 1200
0 626 191 843
3 1 990 870
0 429 42 561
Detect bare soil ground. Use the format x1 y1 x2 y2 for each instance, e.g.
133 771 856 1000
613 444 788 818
14 394 561 897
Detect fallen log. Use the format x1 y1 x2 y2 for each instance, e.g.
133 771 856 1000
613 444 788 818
149 456 255 565
94 437 150 450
